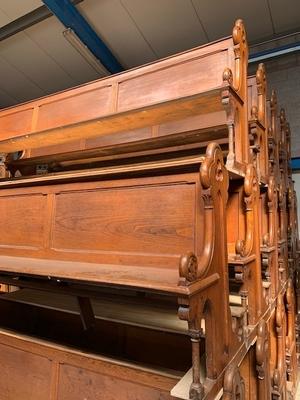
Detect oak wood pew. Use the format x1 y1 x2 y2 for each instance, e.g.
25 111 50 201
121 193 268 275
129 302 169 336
0 19 249 179
0 143 238 400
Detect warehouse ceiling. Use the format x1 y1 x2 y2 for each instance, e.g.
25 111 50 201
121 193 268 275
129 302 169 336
0 0 299 108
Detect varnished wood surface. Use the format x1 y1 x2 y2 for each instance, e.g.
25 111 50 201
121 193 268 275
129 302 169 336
1 154 205 187
0 90 226 153
0 34 237 153
0 255 219 296
0 326 179 399
0 16 298 400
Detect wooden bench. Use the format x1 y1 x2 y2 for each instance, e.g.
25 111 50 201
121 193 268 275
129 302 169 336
0 19 249 178
0 142 234 399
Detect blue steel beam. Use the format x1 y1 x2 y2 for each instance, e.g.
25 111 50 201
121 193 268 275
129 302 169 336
250 41 300 63
291 158 300 171
42 0 123 73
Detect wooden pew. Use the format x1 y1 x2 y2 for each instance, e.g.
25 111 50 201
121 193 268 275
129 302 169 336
0 20 249 179
0 142 237 399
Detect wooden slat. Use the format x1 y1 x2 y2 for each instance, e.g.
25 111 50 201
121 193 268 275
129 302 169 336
0 255 219 296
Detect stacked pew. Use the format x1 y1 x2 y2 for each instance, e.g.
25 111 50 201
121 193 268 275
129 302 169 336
0 19 298 400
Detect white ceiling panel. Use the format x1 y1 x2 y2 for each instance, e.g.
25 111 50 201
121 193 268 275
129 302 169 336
120 0 208 58
0 0 42 22
25 16 101 85
0 30 77 94
269 0 300 34
0 56 45 102
78 0 157 68
0 87 18 108
0 7 11 27
192 0 274 42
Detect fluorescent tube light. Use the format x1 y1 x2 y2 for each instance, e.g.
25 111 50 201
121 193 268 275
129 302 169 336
63 28 110 76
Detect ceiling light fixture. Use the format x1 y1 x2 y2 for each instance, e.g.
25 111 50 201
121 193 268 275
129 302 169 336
63 28 110 76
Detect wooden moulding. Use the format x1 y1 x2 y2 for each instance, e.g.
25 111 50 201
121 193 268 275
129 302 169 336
267 90 280 180
0 20 249 176
256 319 271 399
272 293 287 398
248 63 269 182
260 174 279 300
227 162 267 325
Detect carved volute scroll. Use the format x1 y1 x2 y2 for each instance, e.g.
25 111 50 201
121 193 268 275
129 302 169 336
279 109 287 148
285 279 296 351
273 293 286 393
285 280 297 392
223 364 245 400
256 63 267 127
179 143 228 285
232 19 248 101
270 90 278 143
263 175 276 247
256 320 271 399
235 164 258 258
178 143 230 400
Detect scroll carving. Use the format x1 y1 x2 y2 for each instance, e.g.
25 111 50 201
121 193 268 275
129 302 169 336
232 19 248 100
270 90 278 143
179 253 198 284
256 320 268 379
236 164 258 257
285 279 297 384
273 294 286 394
256 63 266 126
279 109 286 148
223 364 245 400
256 320 270 399
263 175 276 247
179 143 228 285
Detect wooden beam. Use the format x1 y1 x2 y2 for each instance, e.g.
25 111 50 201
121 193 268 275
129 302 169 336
77 296 95 331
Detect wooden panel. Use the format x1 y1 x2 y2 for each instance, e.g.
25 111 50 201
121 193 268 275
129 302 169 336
0 328 177 400
58 363 172 400
85 126 152 149
0 194 46 249
117 52 226 113
0 107 33 140
52 184 195 257
0 341 52 399
157 112 226 137
36 85 113 132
